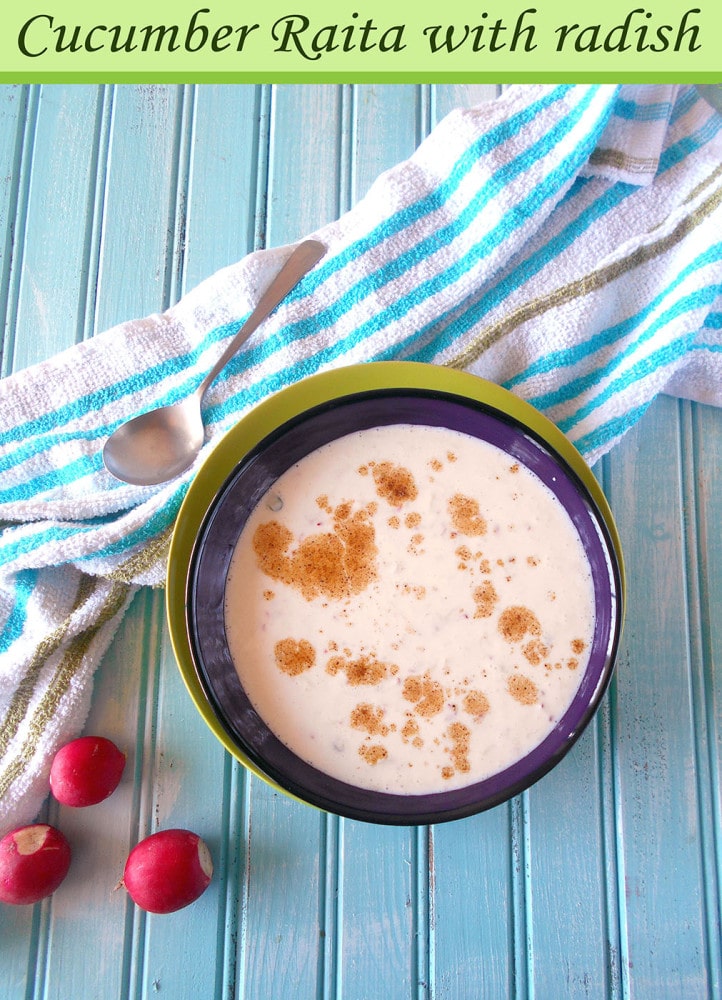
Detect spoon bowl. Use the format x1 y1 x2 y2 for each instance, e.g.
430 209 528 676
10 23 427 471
102 394 206 486
102 239 326 486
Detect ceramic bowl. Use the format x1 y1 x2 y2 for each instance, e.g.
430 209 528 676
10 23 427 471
166 361 625 825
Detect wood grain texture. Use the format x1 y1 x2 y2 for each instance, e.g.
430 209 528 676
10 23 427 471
0 84 720 1000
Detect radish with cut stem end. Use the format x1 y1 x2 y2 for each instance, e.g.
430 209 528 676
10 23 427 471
50 736 126 807
121 829 213 913
0 824 72 905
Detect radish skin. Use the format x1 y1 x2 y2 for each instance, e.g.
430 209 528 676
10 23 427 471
122 829 213 914
0 824 71 905
50 736 126 807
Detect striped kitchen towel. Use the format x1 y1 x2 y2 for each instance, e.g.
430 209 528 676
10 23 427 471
1 83 720 833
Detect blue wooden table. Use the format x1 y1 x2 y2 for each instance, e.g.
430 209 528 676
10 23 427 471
1 84 720 1000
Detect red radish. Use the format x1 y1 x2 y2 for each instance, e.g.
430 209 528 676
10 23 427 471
50 736 126 807
0 824 71 905
121 829 213 914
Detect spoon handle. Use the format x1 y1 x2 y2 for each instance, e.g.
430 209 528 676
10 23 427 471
197 239 326 398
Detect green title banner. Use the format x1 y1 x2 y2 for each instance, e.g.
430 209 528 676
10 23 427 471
1 0 720 79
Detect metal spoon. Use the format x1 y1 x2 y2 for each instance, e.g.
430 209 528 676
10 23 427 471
102 239 326 486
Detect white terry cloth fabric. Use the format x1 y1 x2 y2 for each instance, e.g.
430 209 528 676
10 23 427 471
0 83 720 833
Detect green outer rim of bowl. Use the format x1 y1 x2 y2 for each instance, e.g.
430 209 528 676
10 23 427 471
166 360 626 805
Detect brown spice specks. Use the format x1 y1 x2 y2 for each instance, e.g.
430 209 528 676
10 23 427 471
523 638 549 666
408 532 425 556
508 674 539 705
274 638 316 676
445 722 471 776
498 605 542 643
401 717 423 747
473 581 499 618
448 494 487 536
402 672 445 717
371 461 418 507
463 690 490 720
253 501 377 602
358 744 388 765
326 652 391 686
350 703 390 737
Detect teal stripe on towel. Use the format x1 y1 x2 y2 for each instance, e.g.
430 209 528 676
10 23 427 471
510 243 722 401
556 292 722 434
0 568 38 654
572 400 654 458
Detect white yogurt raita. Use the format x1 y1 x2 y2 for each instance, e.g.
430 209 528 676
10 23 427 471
224 423 595 794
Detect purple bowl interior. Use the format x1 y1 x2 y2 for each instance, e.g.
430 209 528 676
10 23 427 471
188 388 623 825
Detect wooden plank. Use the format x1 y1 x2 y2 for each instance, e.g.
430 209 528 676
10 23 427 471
683 399 722 996
5 85 105 371
523 726 620 997
240 783 326 999
349 84 426 205
336 821 426 998
265 84 345 243
182 84 265 288
0 85 27 377
92 84 188 331
432 806 517 998
604 394 714 999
